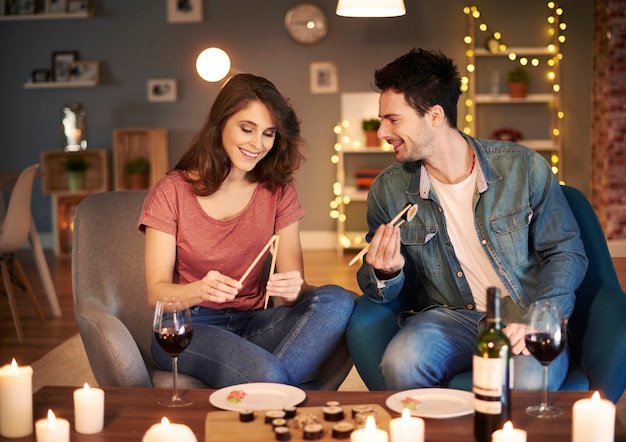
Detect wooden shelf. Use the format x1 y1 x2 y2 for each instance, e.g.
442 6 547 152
113 128 169 190
0 11 91 21
24 80 98 89
474 47 555 57
474 93 556 103
41 149 109 194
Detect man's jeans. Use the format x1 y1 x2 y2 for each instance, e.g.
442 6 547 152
152 284 354 388
380 306 568 391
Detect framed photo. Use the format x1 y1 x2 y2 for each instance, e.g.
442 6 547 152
31 69 51 83
67 0 90 13
46 0 66 13
167 0 202 23
7 0 37 15
310 61 339 94
69 60 99 83
52 51 78 81
147 79 177 102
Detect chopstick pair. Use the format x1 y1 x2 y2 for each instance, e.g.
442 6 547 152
348 203 418 267
238 234 280 309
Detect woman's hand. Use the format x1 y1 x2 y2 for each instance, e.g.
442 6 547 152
266 270 304 305
200 270 241 304
503 322 530 356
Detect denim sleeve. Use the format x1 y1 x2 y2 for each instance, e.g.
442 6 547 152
357 263 405 303
528 156 588 319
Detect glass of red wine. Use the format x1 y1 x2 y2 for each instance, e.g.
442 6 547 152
524 299 567 418
153 297 194 407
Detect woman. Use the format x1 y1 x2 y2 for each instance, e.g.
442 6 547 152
139 73 354 388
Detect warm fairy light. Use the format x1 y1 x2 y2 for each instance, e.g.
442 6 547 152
466 64 475 73
331 155 339 164
531 58 540 66
519 57 529 65
334 143 342 152
465 114 473 123
330 210 339 219
341 135 350 144
465 98 473 107
479 23 487 31
508 53 517 61
338 214 346 222
551 154 559 164
330 200 339 209
553 84 561 92
333 125 342 134
342 196 350 204
464 35 473 44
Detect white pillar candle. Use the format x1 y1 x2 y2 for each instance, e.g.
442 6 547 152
142 417 198 442
491 421 527 442
389 408 424 442
35 409 70 442
351 415 389 442
0 359 33 438
73 383 105 434
572 391 615 442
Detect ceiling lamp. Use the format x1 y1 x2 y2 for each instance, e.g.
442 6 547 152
336 0 406 17
196 47 231 82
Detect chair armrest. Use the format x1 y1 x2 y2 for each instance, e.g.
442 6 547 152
76 305 153 388
580 286 626 403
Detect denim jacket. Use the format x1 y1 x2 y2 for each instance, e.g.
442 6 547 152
356 134 588 323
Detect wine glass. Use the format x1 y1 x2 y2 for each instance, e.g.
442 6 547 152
524 299 567 418
153 297 194 407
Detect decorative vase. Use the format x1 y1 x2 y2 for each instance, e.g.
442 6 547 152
508 82 527 98
62 102 87 152
129 173 150 190
67 171 86 191
364 130 380 147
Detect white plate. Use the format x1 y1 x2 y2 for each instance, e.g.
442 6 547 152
209 383 306 411
386 388 474 419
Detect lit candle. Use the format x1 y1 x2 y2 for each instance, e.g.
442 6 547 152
572 391 615 442
35 409 70 442
0 358 33 438
142 417 198 442
73 383 105 434
389 408 424 442
491 421 527 442
351 415 389 442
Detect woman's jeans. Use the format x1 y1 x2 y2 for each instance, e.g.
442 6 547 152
380 306 569 391
152 284 355 388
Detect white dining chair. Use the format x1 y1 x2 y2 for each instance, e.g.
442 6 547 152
0 164 46 343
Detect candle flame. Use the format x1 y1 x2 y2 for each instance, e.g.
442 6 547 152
365 415 376 431
401 408 411 420
503 421 513 432
47 409 57 423
83 383 91 392
591 391 600 404
160 417 171 429
10 358 18 373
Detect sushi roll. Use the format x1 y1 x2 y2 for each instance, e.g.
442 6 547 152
302 422 324 440
283 405 297 419
322 405 344 421
351 405 374 419
274 426 291 441
239 409 255 423
265 410 286 424
332 422 355 439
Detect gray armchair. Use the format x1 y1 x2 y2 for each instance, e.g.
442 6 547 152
72 190 353 390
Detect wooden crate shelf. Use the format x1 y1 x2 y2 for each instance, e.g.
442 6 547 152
41 149 109 194
113 128 169 190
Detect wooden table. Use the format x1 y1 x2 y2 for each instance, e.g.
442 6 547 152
1 386 622 441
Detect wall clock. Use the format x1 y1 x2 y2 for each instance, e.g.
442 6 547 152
284 3 329 45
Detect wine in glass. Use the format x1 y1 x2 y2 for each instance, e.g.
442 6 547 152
524 299 567 418
153 297 194 407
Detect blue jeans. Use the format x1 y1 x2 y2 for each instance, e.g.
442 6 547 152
152 284 354 388
380 306 568 391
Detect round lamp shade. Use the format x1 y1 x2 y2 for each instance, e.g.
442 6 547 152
196 47 231 82
336 0 406 17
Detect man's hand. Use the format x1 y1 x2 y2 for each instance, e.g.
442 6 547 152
503 323 530 355
365 223 404 276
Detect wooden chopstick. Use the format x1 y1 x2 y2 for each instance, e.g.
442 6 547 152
239 235 278 285
348 204 413 267
264 236 280 309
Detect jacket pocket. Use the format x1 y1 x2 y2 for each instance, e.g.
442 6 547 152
401 224 441 277
490 205 532 267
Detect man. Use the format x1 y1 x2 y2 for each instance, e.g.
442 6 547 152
356 48 588 390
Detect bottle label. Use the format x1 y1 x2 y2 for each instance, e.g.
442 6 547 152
473 355 506 414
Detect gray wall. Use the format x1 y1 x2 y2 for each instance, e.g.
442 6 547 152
0 0 593 238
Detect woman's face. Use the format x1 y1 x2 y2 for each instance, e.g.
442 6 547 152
221 100 277 174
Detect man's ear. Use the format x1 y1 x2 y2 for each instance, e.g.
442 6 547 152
427 105 445 127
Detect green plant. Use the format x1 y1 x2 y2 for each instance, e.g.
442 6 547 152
125 157 150 175
362 118 380 132
506 66 530 84
63 156 89 172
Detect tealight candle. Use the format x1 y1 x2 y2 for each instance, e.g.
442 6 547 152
351 415 389 442
73 382 105 434
35 409 70 442
143 417 198 442
389 408 424 442
0 358 33 438
572 391 615 442
491 421 527 442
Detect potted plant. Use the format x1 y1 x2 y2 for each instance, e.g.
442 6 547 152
63 156 89 191
506 66 530 98
125 157 151 189
362 118 381 147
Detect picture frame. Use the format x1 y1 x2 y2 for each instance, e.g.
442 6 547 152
66 0 90 13
310 61 339 94
166 0 202 23
69 60 99 83
7 0 37 15
147 79 177 102
31 69 51 83
46 0 67 13
52 51 78 81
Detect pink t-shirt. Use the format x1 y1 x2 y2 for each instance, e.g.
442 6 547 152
138 171 305 311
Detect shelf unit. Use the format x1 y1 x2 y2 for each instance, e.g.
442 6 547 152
464 15 563 181
113 128 169 190
0 11 91 21
23 79 97 89
41 149 109 257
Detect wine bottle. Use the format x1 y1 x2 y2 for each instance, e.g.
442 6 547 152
473 287 511 442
